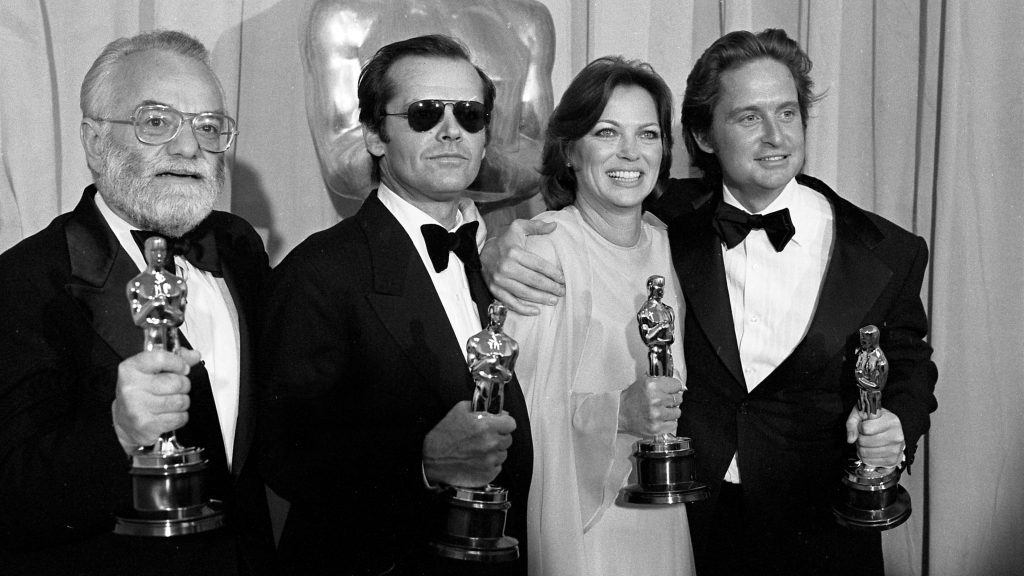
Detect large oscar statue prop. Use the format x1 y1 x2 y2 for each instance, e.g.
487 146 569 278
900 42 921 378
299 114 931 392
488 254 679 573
429 301 520 563
114 236 225 537
622 275 708 505
832 325 912 530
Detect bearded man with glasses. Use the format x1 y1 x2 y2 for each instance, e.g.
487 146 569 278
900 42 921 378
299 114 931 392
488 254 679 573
0 30 275 575
258 34 532 576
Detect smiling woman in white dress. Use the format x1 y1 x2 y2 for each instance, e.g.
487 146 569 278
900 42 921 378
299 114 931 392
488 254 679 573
502 56 695 576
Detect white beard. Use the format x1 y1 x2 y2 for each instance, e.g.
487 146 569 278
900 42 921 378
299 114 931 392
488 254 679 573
95 137 225 238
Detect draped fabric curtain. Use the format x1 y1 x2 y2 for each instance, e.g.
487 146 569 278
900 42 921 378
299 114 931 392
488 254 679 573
2 1 1021 574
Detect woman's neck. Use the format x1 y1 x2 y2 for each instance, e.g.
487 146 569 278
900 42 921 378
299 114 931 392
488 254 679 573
574 194 643 247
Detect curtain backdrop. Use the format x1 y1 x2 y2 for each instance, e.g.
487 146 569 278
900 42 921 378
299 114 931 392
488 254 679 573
2 1 1021 574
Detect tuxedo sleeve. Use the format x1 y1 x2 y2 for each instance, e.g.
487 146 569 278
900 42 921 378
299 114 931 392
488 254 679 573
257 248 433 490
879 235 939 467
0 261 131 548
256 251 355 502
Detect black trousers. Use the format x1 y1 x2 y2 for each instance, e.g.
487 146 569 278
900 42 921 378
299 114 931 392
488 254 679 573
688 482 884 576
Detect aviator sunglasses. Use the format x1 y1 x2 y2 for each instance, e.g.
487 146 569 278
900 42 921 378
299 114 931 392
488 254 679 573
383 99 490 133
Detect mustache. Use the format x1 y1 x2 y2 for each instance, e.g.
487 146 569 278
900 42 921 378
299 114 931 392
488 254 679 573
97 133 226 188
150 160 220 179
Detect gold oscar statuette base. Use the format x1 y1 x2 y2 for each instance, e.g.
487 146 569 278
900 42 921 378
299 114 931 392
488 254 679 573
621 436 709 505
429 485 519 563
832 460 912 531
113 444 225 537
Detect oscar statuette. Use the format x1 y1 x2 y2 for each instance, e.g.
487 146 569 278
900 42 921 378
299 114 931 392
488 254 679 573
113 236 225 537
621 275 708 505
832 325 912 530
429 301 520 562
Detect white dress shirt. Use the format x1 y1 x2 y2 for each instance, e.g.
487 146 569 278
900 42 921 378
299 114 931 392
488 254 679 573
95 193 241 469
720 178 834 483
377 184 487 360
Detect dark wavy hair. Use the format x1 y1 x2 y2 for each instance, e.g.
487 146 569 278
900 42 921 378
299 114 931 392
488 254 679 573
357 34 496 182
681 28 820 181
540 56 674 210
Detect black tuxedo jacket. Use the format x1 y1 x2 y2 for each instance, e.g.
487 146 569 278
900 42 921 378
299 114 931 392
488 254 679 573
0 186 275 575
258 192 532 576
652 175 938 574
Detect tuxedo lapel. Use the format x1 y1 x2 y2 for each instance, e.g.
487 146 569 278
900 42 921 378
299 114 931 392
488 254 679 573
216 230 256 478
776 179 892 377
358 194 474 406
669 175 894 395
63 188 142 361
670 202 746 389
751 176 893 395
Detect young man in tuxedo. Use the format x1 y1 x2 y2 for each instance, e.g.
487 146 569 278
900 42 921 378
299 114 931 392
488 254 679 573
258 34 532 576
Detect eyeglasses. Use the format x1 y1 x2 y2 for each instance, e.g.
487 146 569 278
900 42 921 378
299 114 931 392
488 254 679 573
92 104 238 153
382 100 490 133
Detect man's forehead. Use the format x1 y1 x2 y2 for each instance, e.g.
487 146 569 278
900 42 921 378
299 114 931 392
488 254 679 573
718 59 797 103
116 50 224 112
386 56 484 104
133 99 228 115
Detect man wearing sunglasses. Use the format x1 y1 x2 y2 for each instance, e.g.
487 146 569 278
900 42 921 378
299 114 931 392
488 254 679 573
0 31 275 575
258 34 532 575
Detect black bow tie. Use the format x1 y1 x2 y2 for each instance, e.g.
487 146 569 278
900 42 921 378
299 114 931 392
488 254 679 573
712 202 796 252
420 221 481 273
130 224 222 276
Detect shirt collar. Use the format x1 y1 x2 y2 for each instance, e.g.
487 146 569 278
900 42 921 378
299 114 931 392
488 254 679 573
376 183 487 249
93 191 147 271
721 178 826 248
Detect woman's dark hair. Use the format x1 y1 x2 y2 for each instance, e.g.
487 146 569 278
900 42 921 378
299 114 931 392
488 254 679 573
540 56 674 210
681 28 820 181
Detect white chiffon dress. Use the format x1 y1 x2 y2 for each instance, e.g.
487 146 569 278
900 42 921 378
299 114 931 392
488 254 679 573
504 205 695 576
